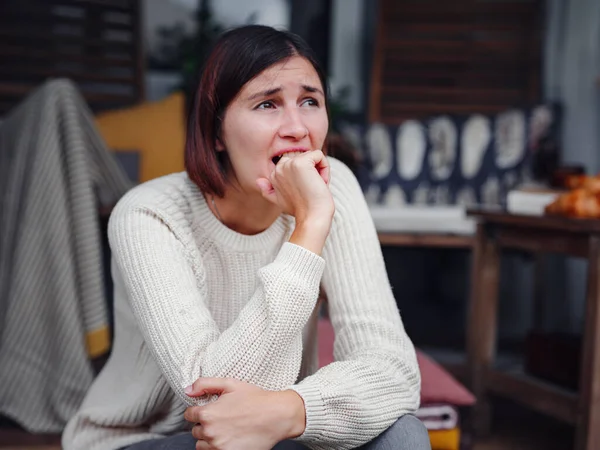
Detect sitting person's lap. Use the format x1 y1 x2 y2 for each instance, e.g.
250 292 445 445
123 415 431 450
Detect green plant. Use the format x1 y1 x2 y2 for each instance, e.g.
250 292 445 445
180 0 225 97
328 85 352 132
148 0 224 102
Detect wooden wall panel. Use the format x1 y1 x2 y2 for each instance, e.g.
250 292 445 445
369 0 543 124
0 0 144 116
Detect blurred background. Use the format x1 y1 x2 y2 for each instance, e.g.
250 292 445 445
0 0 599 449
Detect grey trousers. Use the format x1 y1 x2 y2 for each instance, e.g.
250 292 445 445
123 414 432 450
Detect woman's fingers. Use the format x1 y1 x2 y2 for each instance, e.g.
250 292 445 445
256 177 278 205
258 149 334 221
310 150 330 185
192 424 204 440
287 150 330 185
277 149 329 184
193 425 213 450
186 377 237 397
195 440 211 450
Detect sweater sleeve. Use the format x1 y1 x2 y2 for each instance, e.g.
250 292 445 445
107 195 325 407
290 159 421 450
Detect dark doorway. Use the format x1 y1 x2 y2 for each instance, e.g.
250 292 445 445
290 0 332 75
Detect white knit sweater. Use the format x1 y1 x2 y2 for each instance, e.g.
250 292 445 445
62 158 420 450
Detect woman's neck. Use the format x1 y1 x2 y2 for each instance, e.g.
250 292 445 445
210 187 282 236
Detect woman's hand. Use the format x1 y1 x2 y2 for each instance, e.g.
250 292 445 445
256 150 334 225
256 150 334 255
184 378 306 450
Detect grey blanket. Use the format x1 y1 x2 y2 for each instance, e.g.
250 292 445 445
0 79 132 432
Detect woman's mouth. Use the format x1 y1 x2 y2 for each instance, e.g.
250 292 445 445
271 151 306 165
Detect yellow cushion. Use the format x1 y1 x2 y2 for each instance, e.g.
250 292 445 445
95 92 186 182
429 427 461 450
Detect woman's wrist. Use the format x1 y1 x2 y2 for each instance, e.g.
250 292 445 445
289 215 332 255
272 389 306 440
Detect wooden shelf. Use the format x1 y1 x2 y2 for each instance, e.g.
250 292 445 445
378 232 474 249
485 367 578 425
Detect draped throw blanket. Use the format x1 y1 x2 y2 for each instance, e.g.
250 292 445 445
0 79 132 432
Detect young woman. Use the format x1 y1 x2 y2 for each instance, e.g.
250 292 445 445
63 25 429 450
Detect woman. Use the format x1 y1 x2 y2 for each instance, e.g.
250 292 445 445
62 25 429 450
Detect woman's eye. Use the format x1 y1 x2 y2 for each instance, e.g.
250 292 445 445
302 98 319 107
256 101 275 110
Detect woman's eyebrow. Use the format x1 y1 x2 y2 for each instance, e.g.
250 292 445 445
247 87 281 101
246 84 324 101
302 85 324 96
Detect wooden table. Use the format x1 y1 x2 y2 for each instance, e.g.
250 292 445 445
378 232 474 249
467 209 600 450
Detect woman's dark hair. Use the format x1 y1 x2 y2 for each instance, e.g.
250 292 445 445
185 25 329 197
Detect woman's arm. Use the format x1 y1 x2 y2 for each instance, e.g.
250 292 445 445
108 192 325 407
290 159 421 450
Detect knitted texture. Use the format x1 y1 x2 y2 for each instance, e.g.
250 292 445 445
62 158 421 450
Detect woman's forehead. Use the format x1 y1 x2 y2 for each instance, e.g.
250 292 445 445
241 56 322 96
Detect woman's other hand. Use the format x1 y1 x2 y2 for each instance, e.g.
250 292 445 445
184 378 306 450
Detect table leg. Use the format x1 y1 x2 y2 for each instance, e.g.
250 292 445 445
467 223 500 436
575 236 600 450
533 254 546 330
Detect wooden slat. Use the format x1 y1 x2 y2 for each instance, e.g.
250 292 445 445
496 227 590 257
383 12 535 26
382 67 536 84
131 0 145 103
369 0 542 123
378 233 474 248
0 11 133 30
575 235 600 450
467 222 501 434
575 236 600 449
57 0 136 13
468 209 600 234
486 368 579 425
0 29 134 52
382 43 533 64
382 22 531 36
381 87 525 105
382 38 529 50
0 0 143 115
382 75 528 90
0 0 135 15
383 1 536 16
368 1 385 122
0 44 134 67
381 102 510 116
0 66 134 85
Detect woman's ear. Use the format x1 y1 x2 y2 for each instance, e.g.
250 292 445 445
215 138 225 152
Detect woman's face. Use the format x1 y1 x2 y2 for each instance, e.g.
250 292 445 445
218 55 329 195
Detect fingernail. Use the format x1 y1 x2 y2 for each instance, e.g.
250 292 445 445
184 385 193 395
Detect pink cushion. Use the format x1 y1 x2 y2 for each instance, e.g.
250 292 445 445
317 318 475 406
417 351 475 406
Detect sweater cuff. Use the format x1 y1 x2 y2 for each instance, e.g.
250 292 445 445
275 242 325 288
290 382 328 443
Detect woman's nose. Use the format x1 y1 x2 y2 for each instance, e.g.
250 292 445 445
278 108 308 140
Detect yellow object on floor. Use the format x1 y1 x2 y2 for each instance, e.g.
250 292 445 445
85 325 111 358
429 427 460 450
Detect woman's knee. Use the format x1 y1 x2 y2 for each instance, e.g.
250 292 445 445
364 414 431 450
394 415 431 445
